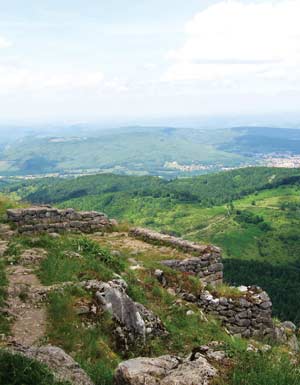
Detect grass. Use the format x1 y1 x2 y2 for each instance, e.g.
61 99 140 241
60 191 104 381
0 350 70 385
121 267 244 356
47 286 120 385
4 234 126 285
0 194 22 222
2 228 299 385
1 182 300 385
218 351 300 385
0 260 9 335
210 283 244 299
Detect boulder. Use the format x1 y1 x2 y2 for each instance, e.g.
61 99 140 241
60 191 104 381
9 343 94 385
83 279 167 350
114 353 217 385
274 322 299 352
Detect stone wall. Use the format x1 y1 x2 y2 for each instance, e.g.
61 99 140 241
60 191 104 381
155 264 274 339
7 207 117 234
129 227 223 286
182 286 273 338
124 228 274 338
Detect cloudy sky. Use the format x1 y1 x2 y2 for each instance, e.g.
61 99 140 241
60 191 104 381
0 0 299 123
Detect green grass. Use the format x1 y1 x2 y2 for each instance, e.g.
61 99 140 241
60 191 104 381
0 193 25 222
210 283 244 299
47 286 120 385
5 234 126 285
0 350 70 385
0 260 9 334
220 351 300 385
2 168 300 384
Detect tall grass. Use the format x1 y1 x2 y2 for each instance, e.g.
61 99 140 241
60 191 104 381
0 350 70 385
0 260 9 334
221 352 300 385
47 287 120 385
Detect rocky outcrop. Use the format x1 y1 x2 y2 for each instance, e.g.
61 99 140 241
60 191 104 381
274 321 299 352
83 279 167 351
7 206 117 234
9 343 94 385
114 351 218 385
129 228 223 286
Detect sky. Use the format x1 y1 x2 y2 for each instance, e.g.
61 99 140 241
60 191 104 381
0 0 300 124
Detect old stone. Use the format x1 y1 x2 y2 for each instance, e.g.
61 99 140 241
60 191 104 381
9 344 94 385
114 353 217 385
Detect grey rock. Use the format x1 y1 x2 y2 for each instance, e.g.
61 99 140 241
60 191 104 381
85 279 166 350
219 297 228 306
154 269 167 286
282 321 297 332
114 353 217 385
274 323 299 352
111 250 121 257
9 344 94 385
259 301 272 310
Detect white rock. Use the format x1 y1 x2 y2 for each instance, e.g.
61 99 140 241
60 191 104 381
237 285 248 293
186 310 195 316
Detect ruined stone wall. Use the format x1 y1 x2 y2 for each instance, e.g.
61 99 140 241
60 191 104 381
7 207 117 234
129 227 223 286
182 286 273 338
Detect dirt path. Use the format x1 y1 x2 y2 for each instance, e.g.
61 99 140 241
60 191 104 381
186 216 227 237
6 248 48 346
91 232 191 261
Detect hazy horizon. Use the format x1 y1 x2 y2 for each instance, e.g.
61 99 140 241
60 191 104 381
1 0 300 123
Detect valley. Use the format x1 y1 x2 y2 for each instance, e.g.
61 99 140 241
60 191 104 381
1 126 300 178
2 166 300 323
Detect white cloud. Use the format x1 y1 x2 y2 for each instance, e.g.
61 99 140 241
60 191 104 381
0 36 11 49
163 0 300 89
0 66 105 92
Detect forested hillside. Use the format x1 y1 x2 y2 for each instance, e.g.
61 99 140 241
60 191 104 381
7 167 300 206
2 126 300 177
2 167 300 322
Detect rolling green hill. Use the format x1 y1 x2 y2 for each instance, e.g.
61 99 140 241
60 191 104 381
0 127 246 176
1 126 300 177
2 167 300 322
